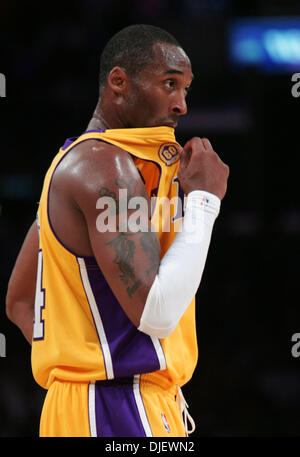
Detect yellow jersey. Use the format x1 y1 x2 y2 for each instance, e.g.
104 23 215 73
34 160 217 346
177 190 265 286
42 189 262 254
31 126 198 391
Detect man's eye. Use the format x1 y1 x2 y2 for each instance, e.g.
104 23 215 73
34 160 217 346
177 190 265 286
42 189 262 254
165 79 175 89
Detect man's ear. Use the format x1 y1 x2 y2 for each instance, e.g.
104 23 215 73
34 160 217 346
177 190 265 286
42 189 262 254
107 66 128 94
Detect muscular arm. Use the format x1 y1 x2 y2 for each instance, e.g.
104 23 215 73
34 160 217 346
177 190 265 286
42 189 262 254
69 138 227 334
72 143 161 327
6 220 39 344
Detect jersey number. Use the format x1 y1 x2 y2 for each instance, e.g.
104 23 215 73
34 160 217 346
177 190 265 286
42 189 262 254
172 176 185 222
33 250 45 340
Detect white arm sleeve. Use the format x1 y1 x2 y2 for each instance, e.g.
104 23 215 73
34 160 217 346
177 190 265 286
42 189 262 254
138 190 221 338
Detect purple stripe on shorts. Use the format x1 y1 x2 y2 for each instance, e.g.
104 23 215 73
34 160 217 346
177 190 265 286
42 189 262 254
94 378 146 437
83 257 161 378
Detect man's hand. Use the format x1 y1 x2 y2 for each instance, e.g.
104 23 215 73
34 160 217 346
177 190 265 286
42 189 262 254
6 221 39 344
177 137 229 199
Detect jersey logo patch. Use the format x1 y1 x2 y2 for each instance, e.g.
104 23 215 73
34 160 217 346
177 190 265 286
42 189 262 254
161 413 171 433
158 143 180 166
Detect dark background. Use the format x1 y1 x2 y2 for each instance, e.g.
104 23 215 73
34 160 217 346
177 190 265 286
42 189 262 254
0 0 299 437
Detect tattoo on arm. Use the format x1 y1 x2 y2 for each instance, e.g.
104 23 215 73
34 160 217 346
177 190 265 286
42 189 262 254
107 232 142 297
140 232 160 276
100 173 156 297
98 187 117 199
98 176 148 216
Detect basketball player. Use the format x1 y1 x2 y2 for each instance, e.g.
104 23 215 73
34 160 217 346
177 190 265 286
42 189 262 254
6 25 229 437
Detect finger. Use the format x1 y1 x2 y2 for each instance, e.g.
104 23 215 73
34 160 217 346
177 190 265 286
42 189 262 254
202 138 212 150
182 137 206 157
178 146 184 157
179 145 191 168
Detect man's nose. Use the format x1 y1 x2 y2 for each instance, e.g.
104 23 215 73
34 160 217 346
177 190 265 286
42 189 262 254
171 93 187 116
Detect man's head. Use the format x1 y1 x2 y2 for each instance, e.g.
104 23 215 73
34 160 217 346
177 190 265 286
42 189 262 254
99 24 182 91
98 24 193 129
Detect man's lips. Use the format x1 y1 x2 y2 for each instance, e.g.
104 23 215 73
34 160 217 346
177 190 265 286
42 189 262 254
153 117 179 128
162 119 178 128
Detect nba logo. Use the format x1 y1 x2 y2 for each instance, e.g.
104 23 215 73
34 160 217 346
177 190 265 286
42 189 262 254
161 413 171 433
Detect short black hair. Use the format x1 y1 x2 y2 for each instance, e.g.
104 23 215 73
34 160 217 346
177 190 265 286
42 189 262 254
99 24 181 90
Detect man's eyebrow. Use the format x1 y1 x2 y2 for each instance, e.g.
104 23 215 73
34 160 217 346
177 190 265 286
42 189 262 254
164 69 194 81
165 69 183 76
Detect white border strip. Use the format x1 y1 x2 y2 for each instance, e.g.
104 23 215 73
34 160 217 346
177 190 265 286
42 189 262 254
133 375 153 437
78 257 114 380
88 381 97 437
150 337 167 370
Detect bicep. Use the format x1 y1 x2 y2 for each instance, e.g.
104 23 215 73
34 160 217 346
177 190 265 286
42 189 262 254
6 220 39 311
75 151 161 326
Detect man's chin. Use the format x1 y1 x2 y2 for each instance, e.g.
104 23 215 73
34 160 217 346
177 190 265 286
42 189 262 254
153 121 177 129
133 120 177 129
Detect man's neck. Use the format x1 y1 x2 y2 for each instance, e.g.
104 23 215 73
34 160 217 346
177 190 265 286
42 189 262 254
86 111 111 131
86 97 125 131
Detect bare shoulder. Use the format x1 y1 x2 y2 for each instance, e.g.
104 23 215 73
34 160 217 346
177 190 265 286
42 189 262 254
55 139 134 184
52 138 148 212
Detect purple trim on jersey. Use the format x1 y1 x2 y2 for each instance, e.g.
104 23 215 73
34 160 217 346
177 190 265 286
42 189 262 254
82 256 161 378
94 378 147 437
61 130 106 150
84 129 106 133
76 257 109 379
61 137 76 150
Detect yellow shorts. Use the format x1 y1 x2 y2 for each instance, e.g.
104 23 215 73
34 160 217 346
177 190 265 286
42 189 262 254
39 375 186 437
